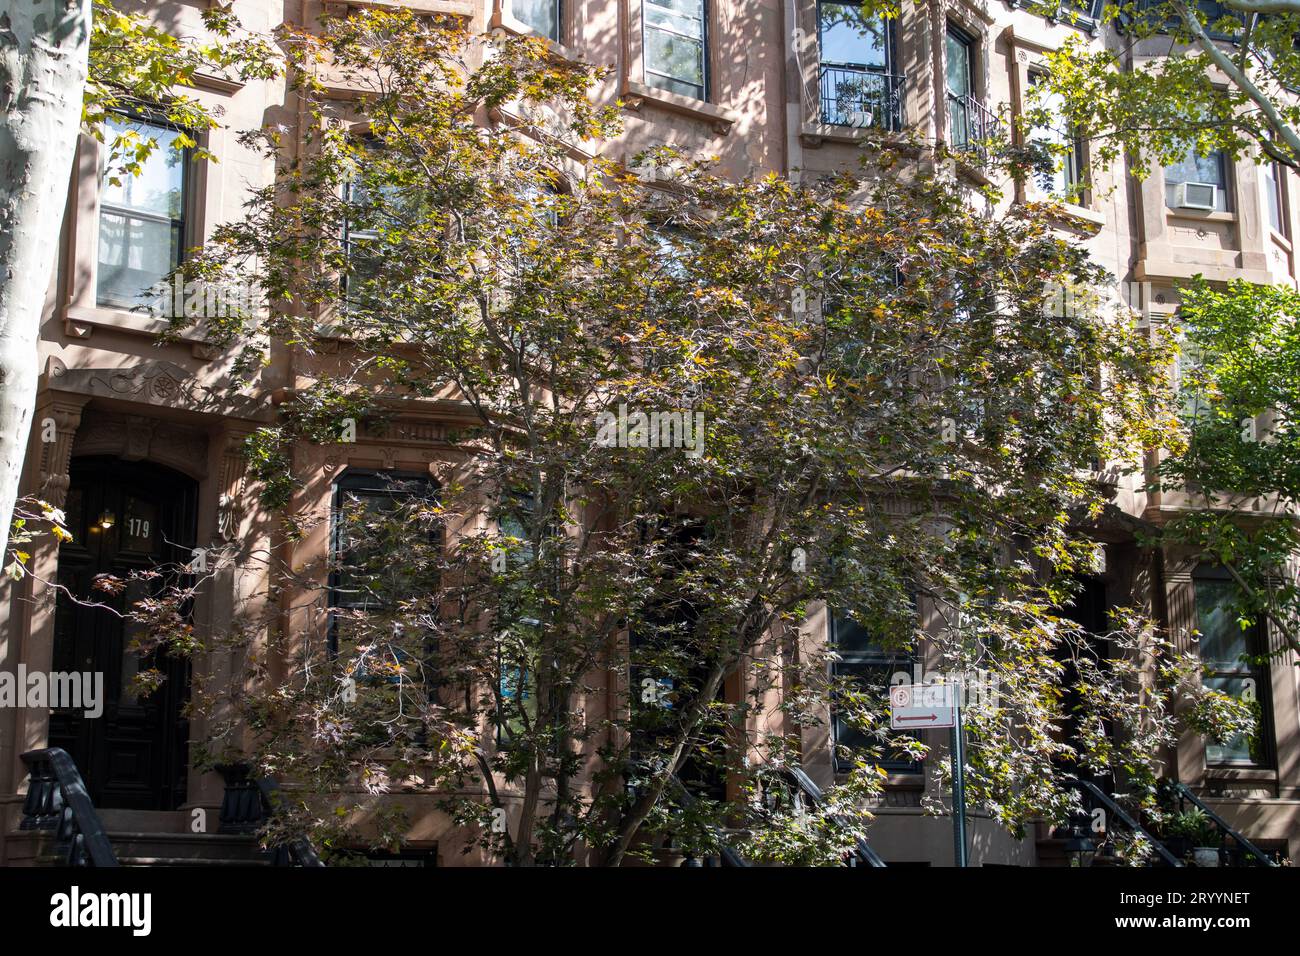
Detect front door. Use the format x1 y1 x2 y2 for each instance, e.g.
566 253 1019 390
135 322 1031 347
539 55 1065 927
48 457 197 810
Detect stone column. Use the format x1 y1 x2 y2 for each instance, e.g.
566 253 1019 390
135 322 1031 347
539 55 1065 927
188 426 257 810
1 397 84 812
1163 552 1206 785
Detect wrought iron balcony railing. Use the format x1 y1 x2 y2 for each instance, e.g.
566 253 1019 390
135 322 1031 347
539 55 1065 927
819 65 905 132
947 92 1002 165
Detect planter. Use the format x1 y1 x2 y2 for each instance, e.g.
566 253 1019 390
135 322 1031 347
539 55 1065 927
1191 846 1221 867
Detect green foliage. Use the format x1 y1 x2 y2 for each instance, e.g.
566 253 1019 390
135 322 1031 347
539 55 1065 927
1032 1 1300 178
163 9 1198 866
1158 279 1300 659
86 0 279 180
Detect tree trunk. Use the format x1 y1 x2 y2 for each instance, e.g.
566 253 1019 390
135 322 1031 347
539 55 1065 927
0 0 91 553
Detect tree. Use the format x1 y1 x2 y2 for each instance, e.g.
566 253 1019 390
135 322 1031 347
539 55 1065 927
0 0 91 573
0 0 275 564
1029 0 1300 175
1158 279 1300 659
146 9 1249 866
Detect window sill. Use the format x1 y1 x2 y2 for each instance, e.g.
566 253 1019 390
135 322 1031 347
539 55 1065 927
1165 208 1235 223
621 80 736 136
1018 197 1105 237
489 9 581 62
798 122 917 150
66 302 171 339
1205 767 1277 782
1269 228 1292 252
322 0 478 18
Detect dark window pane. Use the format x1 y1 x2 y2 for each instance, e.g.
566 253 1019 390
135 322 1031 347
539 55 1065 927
1195 579 1252 669
1194 575 1271 766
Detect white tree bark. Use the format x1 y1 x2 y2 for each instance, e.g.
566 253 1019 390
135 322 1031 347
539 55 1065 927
0 1 91 554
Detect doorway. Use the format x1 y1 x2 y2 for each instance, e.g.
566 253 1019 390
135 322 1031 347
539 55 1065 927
48 457 197 810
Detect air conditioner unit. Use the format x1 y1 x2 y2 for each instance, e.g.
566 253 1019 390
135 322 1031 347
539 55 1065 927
1176 181 1217 210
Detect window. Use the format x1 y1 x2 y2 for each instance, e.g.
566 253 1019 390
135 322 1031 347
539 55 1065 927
96 114 190 309
330 471 440 656
494 498 542 748
818 1 890 69
831 610 921 772
1028 72 1084 199
817 2 902 130
1264 161 1287 235
643 0 708 101
1164 148 1230 212
1194 574 1273 766
510 0 561 41
340 139 413 314
945 25 992 156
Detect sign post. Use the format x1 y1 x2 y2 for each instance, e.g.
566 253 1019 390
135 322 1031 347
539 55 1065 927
890 682 967 867
950 691 968 868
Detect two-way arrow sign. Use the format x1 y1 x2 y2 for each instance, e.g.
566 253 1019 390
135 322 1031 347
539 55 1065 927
889 684 957 730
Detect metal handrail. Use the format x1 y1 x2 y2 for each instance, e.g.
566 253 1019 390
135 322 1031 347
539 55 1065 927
668 774 750 867
1069 777 1183 867
1171 782 1277 866
256 777 325 866
20 748 118 867
783 766 887 867
947 92 1002 163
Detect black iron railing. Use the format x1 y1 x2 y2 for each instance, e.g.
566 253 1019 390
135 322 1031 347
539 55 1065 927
819 65 905 132
20 748 118 867
947 93 1002 164
1066 777 1183 867
217 762 324 866
668 774 750 867
1168 782 1278 866
781 766 887 867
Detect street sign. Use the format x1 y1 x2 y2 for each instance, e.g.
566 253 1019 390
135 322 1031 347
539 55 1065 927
889 683 958 730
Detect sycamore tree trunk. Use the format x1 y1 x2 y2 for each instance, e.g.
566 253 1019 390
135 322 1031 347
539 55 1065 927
0 0 91 553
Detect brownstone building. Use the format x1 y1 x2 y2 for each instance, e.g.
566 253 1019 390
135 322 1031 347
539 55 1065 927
0 0 1296 866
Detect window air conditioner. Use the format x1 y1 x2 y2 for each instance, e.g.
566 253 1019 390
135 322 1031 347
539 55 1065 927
1175 181 1217 210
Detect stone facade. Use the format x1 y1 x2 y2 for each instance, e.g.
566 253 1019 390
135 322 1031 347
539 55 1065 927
0 0 1297 865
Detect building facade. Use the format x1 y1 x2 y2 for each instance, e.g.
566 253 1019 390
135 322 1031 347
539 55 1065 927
1 0 1297 866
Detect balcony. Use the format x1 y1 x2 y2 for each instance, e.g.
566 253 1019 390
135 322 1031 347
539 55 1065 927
818 65 905 133
947 93 1001 165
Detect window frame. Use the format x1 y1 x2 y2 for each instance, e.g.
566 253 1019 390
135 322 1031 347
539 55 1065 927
816 0 895 73
94 110 194 312
508 0 563 42
830 608 922 774
641 0 710 102
1163 147 1233 213
328 469 441 657
1192 568 1276 769
1027 69 1086 200
1264 160 1288 237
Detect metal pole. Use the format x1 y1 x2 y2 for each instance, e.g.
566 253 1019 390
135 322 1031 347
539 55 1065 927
950 690 968 867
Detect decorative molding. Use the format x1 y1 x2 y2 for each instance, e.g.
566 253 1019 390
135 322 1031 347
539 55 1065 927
34 399 87 509
217 429 253 542
43 356 272 421
72 411 210 481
